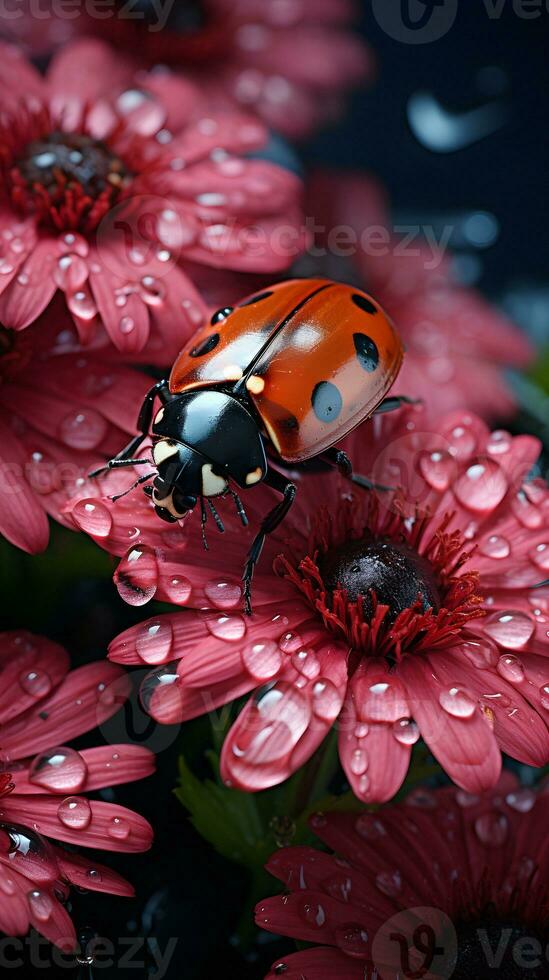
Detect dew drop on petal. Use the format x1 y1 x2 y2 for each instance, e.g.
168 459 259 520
512 491 543 529
119 316 135 335
28 889 53 923
241 640 282 681
67 289 97 321
505 789 536 813
57 797 92 830
278 632 303 654
204 579 242 610
291 649 320 680
475 812 508 845
539 684 549 710
204 613 246 642
454 459 508 512
479 534 511 559
234 683 310 763
446 420 477 458
355 814 386 840
58 409 107 450
107 816 130 841
311 679 343 722
460 636 499 670
19 669 51 698
87 868 102 883
0 870 16 896
349 748 369 776
486 430 512 455
392 717 420 745
135 620 173 665
115 546 158 606
419 449 455 491
484 611 535 650
72 499 113 537
139 663 182 716
335 924 369 957
439 687 477 718
29 747 88 793
529 543 549 572
496 655 525 684
301 902 326 927
375 870 402 897
161 573 192 605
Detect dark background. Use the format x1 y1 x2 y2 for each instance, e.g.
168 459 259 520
1 3 548 978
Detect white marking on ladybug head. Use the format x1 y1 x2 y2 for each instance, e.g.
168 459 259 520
154 407 165 424
152 488 187 519
223 364 243 381
246 375 265 395
245 467 263 486
201 463 228 497
153 439 179 466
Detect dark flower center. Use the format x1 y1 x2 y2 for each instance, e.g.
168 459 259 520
454 920 549 980
318 537 441 623
10 131 132 233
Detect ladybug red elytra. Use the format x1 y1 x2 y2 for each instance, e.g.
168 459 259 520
91 278 409 613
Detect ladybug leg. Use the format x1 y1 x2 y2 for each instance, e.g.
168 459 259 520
242 469 297 616
320 447 393 493
89 379 170 478
110 473 156 502
374 396 420 415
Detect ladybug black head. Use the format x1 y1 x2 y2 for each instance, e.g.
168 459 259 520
149 438 229 523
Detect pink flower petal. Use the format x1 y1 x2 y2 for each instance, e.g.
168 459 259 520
0 418 50 553
0 631 69 726
0 796 153 853
56 850 135 897
0 240 57 329
264 947 364 980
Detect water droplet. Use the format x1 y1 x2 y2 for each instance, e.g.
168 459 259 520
119 316 135 335
456 790 480 807
484 611 535 650
335 924 369 956
161 573 192 605
512 491 542 529
72 499 113 537
28 889 53 922
392 717 420 745
539 684 549 710
29 747 88 793
135 620 173 665
419 449 455 491
19 669 52 699
445 420 477 458
439 687 476 718
140 275 165 306
234 683 310 763
486 430 512 455
0 870 15 896
68 288 98 321
355 814 386 840
479 534 510 559
241 640 282 681
204 579 242 610
107 816 130 841
323 872 352 902
115 546 158 606
291 649 320 680
204 613 246 642
530 543 549 572
57 797 92 830
497 655 525 684
454 459 508 512
460 636 499 669
475 812 508 845
139 663 181 716
302 902 326 927
505 789 536 813
311 679 343 722
87 868 102 882
278 632 303 654
376 870 402 897
58 409 107 450
349 748 368 775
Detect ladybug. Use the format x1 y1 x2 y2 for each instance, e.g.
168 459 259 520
91 278 410 613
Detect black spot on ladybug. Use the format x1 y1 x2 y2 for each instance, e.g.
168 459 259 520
352 293 377 315
190 333 220 357
210 306 233 326
239 291 273 307
281 415 299 431
353 333 379 373
312 381 342 423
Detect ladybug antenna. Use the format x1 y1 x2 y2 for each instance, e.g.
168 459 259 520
230 489 248 527
207 498 225 534
110 473 156 502
200 497 209 551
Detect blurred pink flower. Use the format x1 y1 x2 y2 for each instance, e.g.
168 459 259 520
67 404 549 800
307 172 533 422
0 38 305 350
0 304 155 552
256 774 549 979
0 630 154 950
4 2 373 140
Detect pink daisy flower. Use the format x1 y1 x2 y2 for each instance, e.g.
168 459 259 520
0 303 156 552
0 38 305 351
0 629 154 951
66 404 549 801
4 2 373 140
307 172 533 422
256 774 549 979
